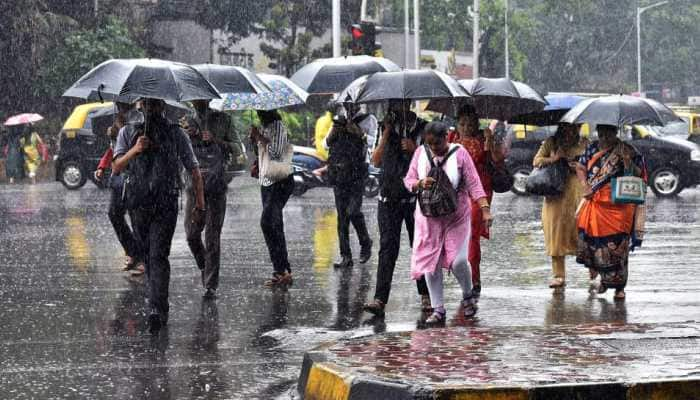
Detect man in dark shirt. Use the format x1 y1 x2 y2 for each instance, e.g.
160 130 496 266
113 98 205 332
325 104 373 269
363 100 430 317
191 100 246 174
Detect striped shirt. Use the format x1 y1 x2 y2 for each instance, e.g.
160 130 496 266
260 120 290 187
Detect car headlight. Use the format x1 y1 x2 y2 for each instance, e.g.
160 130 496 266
691 150 700 161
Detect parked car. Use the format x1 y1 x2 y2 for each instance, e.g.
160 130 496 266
504 123 700 197
55 102 246 190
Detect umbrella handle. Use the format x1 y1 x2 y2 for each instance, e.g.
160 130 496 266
97 84 104 103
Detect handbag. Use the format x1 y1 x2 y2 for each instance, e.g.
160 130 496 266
258 142 293 182
525 158 569 196
486 157 514 193
611 175 646 204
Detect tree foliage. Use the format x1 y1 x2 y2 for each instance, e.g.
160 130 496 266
37 17 145 100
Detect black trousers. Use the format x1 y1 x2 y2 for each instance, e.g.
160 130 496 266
373 199 428 304
108 187 139 261
185 189 227 290
260 175 294 274
333 182 371 258
131 197 178 317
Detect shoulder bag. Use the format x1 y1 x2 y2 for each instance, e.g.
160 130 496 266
258 142 293 182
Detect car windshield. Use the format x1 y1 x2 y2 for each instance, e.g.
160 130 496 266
641 121 689 138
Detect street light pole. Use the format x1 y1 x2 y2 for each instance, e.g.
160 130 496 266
332 0 341 57
504 0 509 79
636 0 668 95
404 0 410 68
472 0 480 79
414 0 420 70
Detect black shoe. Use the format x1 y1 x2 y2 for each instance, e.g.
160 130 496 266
148 313 162 333
333 257 353 269
359 240 373 264
203 288 216 299
362 299 385 316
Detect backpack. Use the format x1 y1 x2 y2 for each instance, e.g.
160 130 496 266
123 120 181 210
327 125 368 186
189 139 226 194
418 145 460 218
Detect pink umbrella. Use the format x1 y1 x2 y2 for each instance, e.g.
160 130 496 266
3 113 44 126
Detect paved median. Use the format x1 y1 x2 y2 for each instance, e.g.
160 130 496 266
298 321 700 399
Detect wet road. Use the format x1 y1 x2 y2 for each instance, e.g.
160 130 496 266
0 180 698 399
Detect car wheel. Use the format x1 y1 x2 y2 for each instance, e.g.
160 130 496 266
364 176 380 198
511 165 532 196
60 161 86 190
650 167 682 197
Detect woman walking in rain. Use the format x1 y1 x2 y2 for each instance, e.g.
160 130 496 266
4 126 25 183
447 106 504 295
576 124 647 300
21 125 44 184
250 110 295 288
405 122 492 326
533 123 589 289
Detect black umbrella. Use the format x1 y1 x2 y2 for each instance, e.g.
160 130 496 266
426 77 546 120
559 95 681 127
63 58 220 102
336 70 470 104
291 55 400 95
191 64 269 95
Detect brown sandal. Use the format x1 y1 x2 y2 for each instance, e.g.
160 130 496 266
614 290 626 300
548 277 566 288
264 272 293 288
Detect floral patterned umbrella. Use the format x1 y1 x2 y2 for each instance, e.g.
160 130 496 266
210 74 309 111
3 113 44 126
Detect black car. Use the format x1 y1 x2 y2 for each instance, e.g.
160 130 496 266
505 123 700 197
55 103 247 190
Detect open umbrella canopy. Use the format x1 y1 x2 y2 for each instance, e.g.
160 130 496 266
509 94 586 125
560 95 681 127
191 64 269 95
211 74 308 111
63 58 221 102
4 113 44 126
336 70 469 104
291 55 400 95
425 77 546 120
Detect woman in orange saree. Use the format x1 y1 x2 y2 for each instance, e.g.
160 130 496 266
575 125 647 300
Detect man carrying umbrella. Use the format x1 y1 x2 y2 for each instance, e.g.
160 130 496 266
325 102 373 269
363 99 431 316
112 98 205 332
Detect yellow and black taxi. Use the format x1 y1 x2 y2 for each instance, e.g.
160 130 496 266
505 122 700 197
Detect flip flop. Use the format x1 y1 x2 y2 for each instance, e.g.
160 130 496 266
130 262 145 277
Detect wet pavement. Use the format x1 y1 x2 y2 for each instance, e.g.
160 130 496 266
0 180 698 399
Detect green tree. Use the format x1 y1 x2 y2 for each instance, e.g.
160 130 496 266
257 1 332 76
37 16 145 100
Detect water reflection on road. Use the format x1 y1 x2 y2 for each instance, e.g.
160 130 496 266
0 181 697 399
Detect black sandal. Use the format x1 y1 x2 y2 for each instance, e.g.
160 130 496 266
264 272 293 288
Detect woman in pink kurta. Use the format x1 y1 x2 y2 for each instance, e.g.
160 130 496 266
404 122 492 326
